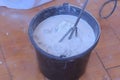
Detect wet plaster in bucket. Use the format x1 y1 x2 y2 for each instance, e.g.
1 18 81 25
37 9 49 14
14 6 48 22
33 15 95 58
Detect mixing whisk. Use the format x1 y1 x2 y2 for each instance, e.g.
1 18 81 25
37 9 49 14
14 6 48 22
59 0 89 42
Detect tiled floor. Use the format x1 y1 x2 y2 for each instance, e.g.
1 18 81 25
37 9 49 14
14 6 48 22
0 0 120 80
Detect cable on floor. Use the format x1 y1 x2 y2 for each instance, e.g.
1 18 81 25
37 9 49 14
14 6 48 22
99 0 118 19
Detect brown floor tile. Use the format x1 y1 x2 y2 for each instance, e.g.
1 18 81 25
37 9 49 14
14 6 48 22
108 67 120 80
1 43 45 80
0 29 45 80
0 74 11 80
79 51 110 80
95 18 120 68
0 48 11 80
96 43 120 69
96 19 120 49
108 16 120 40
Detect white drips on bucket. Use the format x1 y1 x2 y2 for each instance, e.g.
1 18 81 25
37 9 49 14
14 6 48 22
33 15 95 57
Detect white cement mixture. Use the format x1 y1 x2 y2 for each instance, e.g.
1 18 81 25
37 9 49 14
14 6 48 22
33 15 95 57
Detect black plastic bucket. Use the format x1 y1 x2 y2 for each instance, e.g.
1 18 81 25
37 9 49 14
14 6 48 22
28 3 101 80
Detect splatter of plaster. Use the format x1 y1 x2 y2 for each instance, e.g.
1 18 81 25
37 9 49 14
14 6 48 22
0 61 3 65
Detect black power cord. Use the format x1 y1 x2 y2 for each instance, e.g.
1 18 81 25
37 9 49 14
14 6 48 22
99 0 118 19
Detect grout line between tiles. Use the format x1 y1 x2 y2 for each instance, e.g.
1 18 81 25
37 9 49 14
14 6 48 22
106 65 120 70
110 25 120 42
0 45 13 80
95 50 112 80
